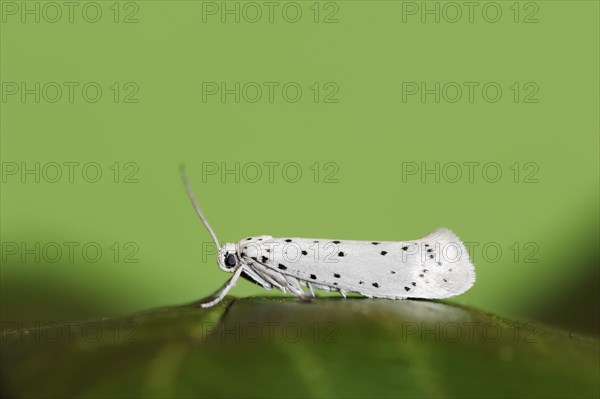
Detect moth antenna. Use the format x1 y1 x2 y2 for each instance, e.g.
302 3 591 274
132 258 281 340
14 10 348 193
180 164 222 252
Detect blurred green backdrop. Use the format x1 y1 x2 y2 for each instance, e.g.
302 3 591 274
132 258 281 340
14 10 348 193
1 1 598 336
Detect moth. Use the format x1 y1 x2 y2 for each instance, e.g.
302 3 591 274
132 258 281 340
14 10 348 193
181 167 475 308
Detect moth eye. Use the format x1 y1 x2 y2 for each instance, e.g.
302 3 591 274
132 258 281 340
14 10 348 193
225 254 237 268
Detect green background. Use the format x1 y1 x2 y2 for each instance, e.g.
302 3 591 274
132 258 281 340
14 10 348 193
1 0 599 338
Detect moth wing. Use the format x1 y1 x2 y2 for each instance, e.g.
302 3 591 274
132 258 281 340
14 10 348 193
239 229 475 300
405 228 476 299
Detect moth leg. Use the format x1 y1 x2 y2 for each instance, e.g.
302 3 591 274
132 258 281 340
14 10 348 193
283 275 307 297
339 289 347 298
248 263 287 291
307 282 316 297
242 267 273 290
193 266 245 308
295 282 315 303
297 289 314 303
286 285 312 302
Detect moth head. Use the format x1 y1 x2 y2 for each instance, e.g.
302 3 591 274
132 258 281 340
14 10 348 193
217 243 239 272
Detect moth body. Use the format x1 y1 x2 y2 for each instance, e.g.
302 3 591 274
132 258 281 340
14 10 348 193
231 228 474 301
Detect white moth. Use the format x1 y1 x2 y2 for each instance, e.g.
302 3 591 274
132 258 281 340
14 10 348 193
181 167 475 308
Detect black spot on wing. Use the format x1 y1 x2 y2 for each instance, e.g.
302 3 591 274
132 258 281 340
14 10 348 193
278 264 287 270
301 250 308 255
402 246 409 251
333 241 341 244
285 239 292 243
338 252 345 257
334 273 340 278
261 256 268 263
404 287 411 291
372 282 379 288
380 251 387 256
310 274 317 280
